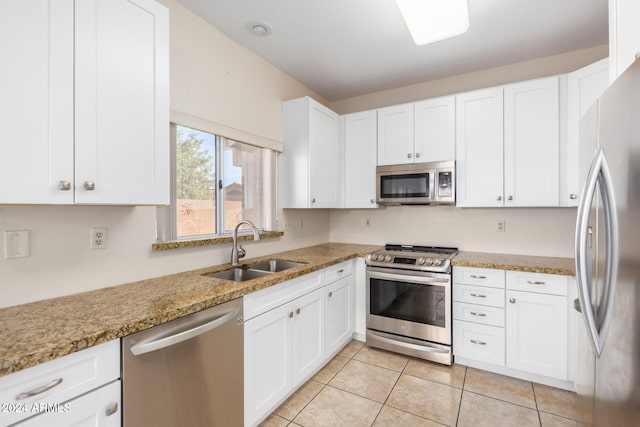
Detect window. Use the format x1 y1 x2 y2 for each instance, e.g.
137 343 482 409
158 124 276 241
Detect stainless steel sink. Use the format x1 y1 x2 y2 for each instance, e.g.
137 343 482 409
249 260 305 273
205 268 272 282
204 259 305 282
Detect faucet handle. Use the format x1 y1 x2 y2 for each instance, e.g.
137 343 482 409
237 245 246 259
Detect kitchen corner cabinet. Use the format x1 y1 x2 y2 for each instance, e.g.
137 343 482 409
343 110 378 208
377 103 414 165
0 0 169 205
453 267 570 387
282 97 342 208
456 77 560 207
0 340 121 426
561 58 609 207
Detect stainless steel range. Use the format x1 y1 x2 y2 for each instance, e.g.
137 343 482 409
365 244 457 365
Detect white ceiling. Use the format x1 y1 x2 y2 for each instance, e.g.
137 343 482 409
175 0 608 101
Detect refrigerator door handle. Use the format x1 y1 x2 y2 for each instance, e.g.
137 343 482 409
575 148 619 357
575 147 604 356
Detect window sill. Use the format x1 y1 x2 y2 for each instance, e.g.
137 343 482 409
151 231 284 252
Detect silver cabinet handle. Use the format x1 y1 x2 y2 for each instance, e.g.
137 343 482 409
105 402 118 417
470 293 486 298
573 298 582 313
470 339 486 346
16 378 63 400
296 308 301 315
470 275 486 279
470 312 486 317
508 195 513 201
289 312 293 318
407 153 412 158
84 181 95 191
328 292 333 298
526 280 545 285
497 196 502 201
370 198 375 203
130 307 239 355
337 269 344 274
570 193 577 200
58 181 71 191
509 298 516 304
415 152 421 158
311 198 316 203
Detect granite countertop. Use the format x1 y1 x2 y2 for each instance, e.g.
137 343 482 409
0 243 379 377
0 243 575 378
452 251 575 276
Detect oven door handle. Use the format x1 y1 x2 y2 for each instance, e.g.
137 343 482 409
368 270 449 285
368 330 449 354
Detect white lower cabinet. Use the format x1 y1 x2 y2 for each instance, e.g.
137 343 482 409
291 288 325 385
453 267 571 388
0 340 120 427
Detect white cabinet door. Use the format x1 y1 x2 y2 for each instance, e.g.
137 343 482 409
0 0 74 204
343 110 378 208
455 87 504 207
504 76 560 207
506 290 568 380
325 276 353 356
282 97 341 208
353 258 366 341
244 303 292 427
563 58 609 206
17 380 121 427
377 103 414 165
609 0 640 82
292 288 325 385
414 96 456 162
75 0 169 205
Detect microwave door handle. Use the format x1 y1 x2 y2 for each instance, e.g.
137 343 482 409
575 147 604 356
430 170 436 200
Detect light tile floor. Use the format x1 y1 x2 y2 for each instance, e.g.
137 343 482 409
260 341 579 427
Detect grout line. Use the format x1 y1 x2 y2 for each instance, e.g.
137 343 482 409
455 366 469 426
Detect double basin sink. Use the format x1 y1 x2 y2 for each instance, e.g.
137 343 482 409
204 259 305 282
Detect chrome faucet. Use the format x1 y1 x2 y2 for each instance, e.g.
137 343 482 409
231 220 261 266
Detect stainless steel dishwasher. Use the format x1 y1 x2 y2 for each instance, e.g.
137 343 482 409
122 297 243 427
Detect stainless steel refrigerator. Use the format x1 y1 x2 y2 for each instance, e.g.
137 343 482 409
574 58 640 426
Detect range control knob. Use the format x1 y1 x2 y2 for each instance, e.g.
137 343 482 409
425 258 434 266
384 255 393 262
376 254 385 262
366 254 374 262
416 257 426 265
434 259 444 266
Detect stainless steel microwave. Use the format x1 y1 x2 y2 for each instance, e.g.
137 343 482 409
376 161 455 205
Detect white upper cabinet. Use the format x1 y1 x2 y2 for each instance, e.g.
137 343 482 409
283 97 342 208
343 110 378 208
0 0 74 204
0 0 169 205
414 96 456 162
562 58 609 207
609 0 640 82
377 103 414 165
455 87 504 207
456 77 560 207
504 76 560 207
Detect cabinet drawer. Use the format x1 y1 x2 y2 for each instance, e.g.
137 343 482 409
0 340 120 427
453 320 505 366
453 302 505 327
453 284 505 308
453 267 505 288
325 260 352 284
244 271 324 320
506 271 568 296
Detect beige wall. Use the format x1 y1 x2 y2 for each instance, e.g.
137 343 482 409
330 45 608 113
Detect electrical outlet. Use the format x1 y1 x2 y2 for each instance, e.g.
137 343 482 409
365 217 371 227
496 219 506 232
4 230 30 259
91 227 107 249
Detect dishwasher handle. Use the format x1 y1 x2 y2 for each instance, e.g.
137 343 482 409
130 307 240 356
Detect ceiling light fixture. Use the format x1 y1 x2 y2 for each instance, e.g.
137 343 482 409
247 20 273 37
396 0 469 46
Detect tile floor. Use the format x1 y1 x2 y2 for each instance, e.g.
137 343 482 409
260 341 579 427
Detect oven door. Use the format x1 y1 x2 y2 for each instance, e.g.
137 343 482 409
366 266 451 345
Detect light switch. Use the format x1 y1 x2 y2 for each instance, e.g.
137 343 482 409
4 230 30 260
